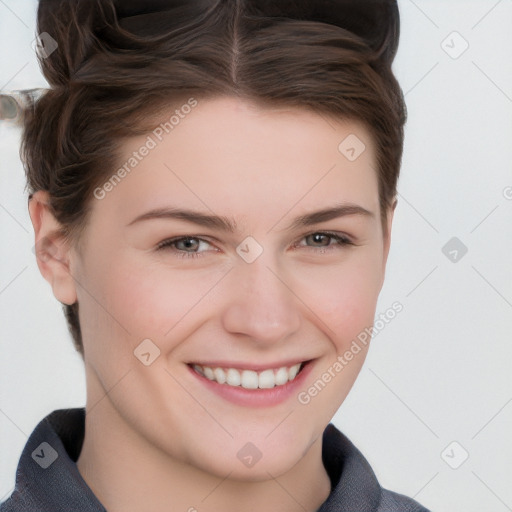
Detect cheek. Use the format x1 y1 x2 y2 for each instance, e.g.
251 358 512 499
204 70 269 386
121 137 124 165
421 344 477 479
100 258 228 340
292 251 384 349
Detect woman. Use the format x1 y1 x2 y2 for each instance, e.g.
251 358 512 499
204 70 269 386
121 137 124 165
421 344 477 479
1 0 430 510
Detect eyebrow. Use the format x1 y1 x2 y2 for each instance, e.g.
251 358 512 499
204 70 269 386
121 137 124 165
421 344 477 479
126 203 374 232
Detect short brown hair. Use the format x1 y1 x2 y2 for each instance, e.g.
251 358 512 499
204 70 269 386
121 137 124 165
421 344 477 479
22 0 407 357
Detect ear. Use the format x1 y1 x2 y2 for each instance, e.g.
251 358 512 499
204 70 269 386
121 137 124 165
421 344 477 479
381 198 397 273
28 190 77 305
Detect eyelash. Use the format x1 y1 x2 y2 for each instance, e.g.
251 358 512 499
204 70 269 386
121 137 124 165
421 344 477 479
155 231 354 260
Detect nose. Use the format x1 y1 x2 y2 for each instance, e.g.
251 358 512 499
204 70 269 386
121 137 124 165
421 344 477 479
220 254 302 346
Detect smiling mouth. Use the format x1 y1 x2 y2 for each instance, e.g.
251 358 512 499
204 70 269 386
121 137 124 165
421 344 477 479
188 361 308 390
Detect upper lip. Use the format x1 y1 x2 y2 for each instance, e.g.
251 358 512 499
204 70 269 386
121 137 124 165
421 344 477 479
187 359 313 372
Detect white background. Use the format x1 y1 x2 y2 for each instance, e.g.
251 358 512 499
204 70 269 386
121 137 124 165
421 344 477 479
1 1 511 511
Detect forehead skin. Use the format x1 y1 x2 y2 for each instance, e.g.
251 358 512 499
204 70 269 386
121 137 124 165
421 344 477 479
78 95 380 257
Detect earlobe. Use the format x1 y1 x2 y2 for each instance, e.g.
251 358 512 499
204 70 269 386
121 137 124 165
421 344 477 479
28 191 78 306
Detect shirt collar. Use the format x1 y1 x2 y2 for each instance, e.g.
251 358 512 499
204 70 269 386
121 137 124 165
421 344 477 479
318 423 382 510
5 408 106 511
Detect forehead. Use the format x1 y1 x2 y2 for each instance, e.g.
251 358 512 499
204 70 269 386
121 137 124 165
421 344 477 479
92 96 379 230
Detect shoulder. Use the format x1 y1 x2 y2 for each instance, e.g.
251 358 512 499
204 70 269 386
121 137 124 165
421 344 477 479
378 488 431 512
0 485 33 512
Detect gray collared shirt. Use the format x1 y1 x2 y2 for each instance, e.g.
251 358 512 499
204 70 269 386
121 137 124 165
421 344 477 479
0 408 430 511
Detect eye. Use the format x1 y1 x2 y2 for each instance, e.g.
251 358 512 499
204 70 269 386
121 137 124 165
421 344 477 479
156 231 354 260
156 236 214 259
294 231 354 251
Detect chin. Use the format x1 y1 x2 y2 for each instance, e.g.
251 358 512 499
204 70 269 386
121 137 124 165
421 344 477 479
181 425 318 482
201 449 306 482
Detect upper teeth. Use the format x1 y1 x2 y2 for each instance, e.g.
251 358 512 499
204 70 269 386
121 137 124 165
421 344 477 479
192 363 302 389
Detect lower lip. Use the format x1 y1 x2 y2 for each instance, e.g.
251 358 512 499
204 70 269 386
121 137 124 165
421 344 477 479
187 361 314 408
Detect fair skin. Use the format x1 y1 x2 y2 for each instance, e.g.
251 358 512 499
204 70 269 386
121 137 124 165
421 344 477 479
29 96 394 512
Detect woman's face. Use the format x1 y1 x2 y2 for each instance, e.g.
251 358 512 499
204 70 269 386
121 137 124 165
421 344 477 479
66 96 393 479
